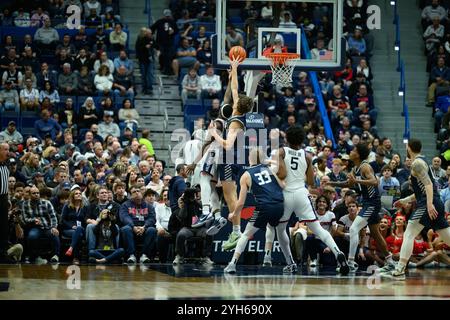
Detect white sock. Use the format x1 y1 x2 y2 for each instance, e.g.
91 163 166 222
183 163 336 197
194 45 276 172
202 205 210 216
265 224 275 258
233 223 258 259
399 219 424 265
276 222 295 265
385 254 393 263
200 174 212 214
348 216 368 261
233 225 241 235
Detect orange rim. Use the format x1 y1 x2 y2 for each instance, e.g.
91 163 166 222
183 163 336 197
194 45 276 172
264 53 300 65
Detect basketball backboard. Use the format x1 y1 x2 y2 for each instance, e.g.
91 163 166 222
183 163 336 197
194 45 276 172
212 0 344 71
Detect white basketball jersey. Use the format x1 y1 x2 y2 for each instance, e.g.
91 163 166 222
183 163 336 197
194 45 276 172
283 147 308 192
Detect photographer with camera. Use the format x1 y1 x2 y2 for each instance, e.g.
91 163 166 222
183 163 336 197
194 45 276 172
85 186 120 252
88 205 125 264
7 201 24 263
120 184 157 264
171 187 213 265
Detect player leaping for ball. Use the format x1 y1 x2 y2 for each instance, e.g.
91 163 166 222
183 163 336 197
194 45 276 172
199 56 254 251
188 60 235 235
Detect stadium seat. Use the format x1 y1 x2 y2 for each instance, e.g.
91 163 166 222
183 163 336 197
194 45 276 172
184 99 204 115
20 111 40 131
0 111 20 128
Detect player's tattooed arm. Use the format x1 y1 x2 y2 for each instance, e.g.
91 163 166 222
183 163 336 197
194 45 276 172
411 158 439 220
412 159 432 187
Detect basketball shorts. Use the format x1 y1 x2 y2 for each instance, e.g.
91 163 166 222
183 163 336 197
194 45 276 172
281 188 318 223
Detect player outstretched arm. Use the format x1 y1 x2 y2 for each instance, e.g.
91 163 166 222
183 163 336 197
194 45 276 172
208 57 243 150
348 163 378 187
328 164 377 188
229 57 240 110
185 137 214 175
228 172 250 221
223 67 233 105
412 158 438 220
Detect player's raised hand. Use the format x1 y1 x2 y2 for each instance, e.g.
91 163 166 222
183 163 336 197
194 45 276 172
229 56 241 70
347 172 356 186
208 121 219 138
185 163 196 175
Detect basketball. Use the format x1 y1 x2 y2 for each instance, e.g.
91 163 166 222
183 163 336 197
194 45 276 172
229 46 247 62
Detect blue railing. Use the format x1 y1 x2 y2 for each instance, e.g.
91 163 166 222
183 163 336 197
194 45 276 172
144 0 152 26
300 29 336 148
392 0 410 142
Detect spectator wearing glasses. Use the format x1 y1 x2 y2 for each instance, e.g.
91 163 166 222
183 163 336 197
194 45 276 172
120 184 157 264
20 185 60 264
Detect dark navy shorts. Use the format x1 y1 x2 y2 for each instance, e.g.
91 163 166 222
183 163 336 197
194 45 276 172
410 198 449 231
358 202 381 225
217 163 244 182
250 203 284 229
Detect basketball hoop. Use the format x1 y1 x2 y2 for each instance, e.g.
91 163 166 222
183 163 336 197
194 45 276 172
264 52 300 87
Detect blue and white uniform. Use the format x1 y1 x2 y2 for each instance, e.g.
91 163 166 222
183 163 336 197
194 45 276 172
281 147 318 223
353 160 381 225
409 156 449 230
217 115 247 181
247 164 284 228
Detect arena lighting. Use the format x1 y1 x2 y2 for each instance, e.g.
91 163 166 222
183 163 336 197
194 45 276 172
398 87 404 96
390 0 396 6
394 44 400 51
403 138 409 144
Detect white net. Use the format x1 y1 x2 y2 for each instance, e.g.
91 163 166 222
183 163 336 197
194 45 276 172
266 53 300 88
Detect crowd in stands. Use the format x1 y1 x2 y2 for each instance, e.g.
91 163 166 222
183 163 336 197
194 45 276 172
421 0 450 170
0 1 449 268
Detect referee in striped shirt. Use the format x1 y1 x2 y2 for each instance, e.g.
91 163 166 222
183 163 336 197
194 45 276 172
0 142 10 263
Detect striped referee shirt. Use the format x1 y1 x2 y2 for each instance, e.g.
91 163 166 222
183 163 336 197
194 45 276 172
0 162 9 195
20 199 58 229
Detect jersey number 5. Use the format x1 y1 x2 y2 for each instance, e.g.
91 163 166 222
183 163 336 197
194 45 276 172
290 157 299 170
255 170 272 185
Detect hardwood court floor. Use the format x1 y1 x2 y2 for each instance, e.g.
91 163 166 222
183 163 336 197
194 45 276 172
0 263 449 300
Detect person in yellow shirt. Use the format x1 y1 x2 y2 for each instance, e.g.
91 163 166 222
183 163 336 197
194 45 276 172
139 129 155 156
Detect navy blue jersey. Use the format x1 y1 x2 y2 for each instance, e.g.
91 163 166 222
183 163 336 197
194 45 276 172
353 160 381 205
247 164 284 205
222 115 247 165
410 156 439 206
